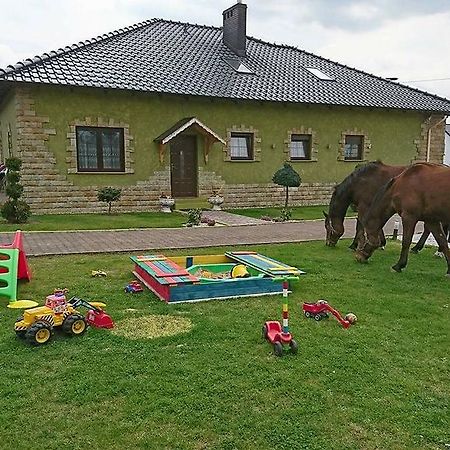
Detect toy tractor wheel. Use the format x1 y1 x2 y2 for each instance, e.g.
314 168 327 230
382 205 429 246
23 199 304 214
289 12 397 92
25 321 53 346
15 316 26 339
304 311 311 318
62 314 88 336
273 342 283 357
314 314 322 321
289 339 298 355
262 324 268 340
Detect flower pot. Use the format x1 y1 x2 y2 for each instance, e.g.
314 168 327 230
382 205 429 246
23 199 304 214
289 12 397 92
208 195 224 211
159 197 175 213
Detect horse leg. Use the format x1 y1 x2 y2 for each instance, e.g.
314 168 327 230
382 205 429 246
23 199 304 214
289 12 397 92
349 218 363 251
426 222 450 276
411 224 430 253
379 230 386 249
392 218 417 273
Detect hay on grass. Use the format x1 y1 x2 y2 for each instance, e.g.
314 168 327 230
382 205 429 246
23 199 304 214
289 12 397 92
111 315 192 340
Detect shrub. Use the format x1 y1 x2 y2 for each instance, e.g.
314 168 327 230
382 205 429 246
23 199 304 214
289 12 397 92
280 208 292 222
272 162 301 208
1 157 31 224
97 187 122 214
185 209 202 227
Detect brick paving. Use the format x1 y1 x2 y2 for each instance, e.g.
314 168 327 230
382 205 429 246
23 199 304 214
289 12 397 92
0 215 414 257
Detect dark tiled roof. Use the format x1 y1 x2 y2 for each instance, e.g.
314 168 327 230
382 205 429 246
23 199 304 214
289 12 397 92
2 19 450 113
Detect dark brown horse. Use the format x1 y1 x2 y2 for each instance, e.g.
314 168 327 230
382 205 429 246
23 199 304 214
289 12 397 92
356 163 450 276
324 161 407 248
410 223 450 253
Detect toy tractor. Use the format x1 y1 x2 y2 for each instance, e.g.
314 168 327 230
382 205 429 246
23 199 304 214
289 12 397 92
302 300 357 329
14 292 114 345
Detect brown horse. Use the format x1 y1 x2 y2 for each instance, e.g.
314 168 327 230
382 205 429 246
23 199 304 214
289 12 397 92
356 163 450 276
324 161 407 248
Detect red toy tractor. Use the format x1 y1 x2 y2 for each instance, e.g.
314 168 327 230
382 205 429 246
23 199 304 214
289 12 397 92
302 300 357 329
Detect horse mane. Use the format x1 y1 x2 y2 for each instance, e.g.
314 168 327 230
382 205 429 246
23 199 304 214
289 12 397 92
364 177 396 222
329 161 385 217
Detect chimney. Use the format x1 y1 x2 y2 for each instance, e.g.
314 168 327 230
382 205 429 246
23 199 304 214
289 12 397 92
222 1 247 57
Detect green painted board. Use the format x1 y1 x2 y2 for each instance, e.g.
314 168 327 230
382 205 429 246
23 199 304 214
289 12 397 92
225 251 305 277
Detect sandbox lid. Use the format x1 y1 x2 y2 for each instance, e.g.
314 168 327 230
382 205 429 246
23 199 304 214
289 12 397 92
225 251 305 277
131 255 199 285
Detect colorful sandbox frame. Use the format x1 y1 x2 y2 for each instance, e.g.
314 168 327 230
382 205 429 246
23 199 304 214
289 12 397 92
130 251 305 303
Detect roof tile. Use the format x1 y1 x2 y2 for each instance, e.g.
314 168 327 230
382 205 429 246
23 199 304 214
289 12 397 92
1 19 450 113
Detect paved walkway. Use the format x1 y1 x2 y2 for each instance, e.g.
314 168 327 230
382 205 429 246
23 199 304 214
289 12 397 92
0 215 414 257
201 210 268 226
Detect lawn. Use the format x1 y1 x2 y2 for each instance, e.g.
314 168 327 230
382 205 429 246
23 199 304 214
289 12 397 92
0 241 448 449
228 205 357 221
0 205 346 232
0 211 186 232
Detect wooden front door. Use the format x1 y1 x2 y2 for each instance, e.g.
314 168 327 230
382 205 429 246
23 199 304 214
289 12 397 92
170 135 198 197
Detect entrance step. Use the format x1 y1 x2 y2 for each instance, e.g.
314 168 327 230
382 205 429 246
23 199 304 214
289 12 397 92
174 197 209 210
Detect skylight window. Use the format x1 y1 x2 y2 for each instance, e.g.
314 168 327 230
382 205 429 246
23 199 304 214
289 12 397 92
305 67 335 81
225 58 254 74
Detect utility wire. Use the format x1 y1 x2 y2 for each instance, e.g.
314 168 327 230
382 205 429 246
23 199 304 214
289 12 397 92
403 77 450 83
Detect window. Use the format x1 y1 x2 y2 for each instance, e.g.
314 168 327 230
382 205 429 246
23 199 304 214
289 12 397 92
76 127 125 172
230 133 253 160
305 67 335 81
290 134 311 160
344 135 363 160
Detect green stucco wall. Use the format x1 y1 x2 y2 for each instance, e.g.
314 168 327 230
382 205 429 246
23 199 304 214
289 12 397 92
30 84 425 187
0 91 17 160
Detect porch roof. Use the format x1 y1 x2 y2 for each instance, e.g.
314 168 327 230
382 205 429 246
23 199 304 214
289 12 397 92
154 117 226 145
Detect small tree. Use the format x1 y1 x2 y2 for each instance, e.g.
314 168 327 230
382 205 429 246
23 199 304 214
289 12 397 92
272 162 301 208
97 187 122 214
1 157 31 224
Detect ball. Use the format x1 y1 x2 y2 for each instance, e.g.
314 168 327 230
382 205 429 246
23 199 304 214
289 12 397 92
344 313 357 324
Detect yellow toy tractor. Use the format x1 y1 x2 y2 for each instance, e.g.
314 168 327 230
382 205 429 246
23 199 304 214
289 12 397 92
14 292 113 345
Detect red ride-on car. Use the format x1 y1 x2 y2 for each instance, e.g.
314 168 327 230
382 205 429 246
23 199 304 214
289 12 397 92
262 321 298 357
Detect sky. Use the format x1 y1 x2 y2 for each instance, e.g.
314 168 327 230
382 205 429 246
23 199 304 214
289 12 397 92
1 0 450 101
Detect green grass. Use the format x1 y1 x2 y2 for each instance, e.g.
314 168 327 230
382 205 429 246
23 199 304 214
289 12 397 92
1 241 449 449
0 211 186 232
228 205 357 221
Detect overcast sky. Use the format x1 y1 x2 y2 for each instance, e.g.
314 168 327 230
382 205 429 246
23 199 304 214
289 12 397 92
1 0 450 100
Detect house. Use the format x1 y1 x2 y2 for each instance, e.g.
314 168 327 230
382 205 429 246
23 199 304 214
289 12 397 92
445 124 450 165
1 1 450 214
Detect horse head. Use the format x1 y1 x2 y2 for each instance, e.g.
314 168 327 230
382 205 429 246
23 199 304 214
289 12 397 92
323 211 344 247
355 229 381 262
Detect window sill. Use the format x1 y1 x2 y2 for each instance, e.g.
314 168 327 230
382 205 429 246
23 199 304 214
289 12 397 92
71 171 128 174
227 159 257 163
341 159 365 162
290 159 317 163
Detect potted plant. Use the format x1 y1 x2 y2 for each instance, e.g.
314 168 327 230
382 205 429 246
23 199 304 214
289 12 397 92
159 193 175 213
208 188 224 211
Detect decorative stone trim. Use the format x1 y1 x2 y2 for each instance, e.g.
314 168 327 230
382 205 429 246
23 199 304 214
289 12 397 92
413 114 446 163
338 129 371 161
224 124 261 161
284 127 318 161
66 118 134 174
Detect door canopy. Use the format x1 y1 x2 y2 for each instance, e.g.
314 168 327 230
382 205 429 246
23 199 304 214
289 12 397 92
155 117 226 163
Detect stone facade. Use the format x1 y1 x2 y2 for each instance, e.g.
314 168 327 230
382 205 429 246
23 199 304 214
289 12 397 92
223 182 335 208
413 115 446 163
7 86 447 214
14 88 168 214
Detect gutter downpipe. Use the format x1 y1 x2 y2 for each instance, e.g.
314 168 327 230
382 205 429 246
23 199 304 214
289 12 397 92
426 115 447 162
